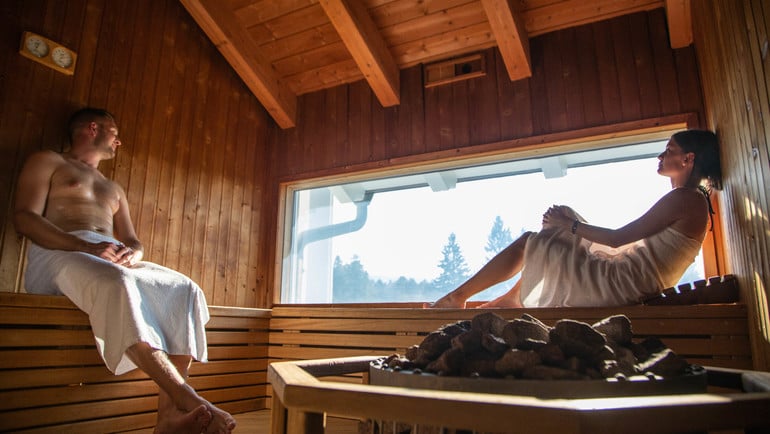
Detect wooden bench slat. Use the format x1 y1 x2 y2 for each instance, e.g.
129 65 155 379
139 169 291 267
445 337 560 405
690 358 754 370
217 398 265 416
12 412 156 434
188 372 266 390
206 330 268 345
7 400 267 434
207 345 268 360
628 318 749 335
270 304 748 319
0 395 158 432
199 385 267 403
269 316 750 335
269 346 387 361
189 359 268 376
0 348 103 369
208 305 271 318
660 337 752 357
268 333 752 357
0 293 79 309
0 328 95 347
0 365 145 390
0 359 266 391
206 315 270 329
269 331 419 348
0 306 90 326
0 380 158 411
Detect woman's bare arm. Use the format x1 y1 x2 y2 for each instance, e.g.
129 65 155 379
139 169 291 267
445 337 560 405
544 188 708 247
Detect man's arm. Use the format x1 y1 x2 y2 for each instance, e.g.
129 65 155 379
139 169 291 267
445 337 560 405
112 185 144 266
13 151 124 262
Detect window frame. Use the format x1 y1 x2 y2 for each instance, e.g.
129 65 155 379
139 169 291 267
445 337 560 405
273 117 724 305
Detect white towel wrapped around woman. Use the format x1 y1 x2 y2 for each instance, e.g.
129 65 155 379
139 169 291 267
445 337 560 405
24 230 210 375
519 206 703 307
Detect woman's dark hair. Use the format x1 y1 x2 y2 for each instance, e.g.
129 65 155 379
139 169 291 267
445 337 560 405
67 107 116 143
672 129 723 190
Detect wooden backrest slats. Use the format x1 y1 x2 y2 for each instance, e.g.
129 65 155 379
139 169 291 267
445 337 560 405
3 395 158 432
14 413 157 434
0 380 158 411
0 348 103 369
0 293 271 433
268 304 753 371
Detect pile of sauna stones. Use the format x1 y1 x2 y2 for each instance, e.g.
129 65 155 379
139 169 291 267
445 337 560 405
382 312 690 380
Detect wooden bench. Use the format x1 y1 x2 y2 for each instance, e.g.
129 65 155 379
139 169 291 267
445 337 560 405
0 293 271 433
0 278 753 432
268 303 753 390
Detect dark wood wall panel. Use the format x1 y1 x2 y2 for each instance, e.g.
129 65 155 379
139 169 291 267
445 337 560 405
0 0 272 308
263 8 707 305
272 9 703 179
693 0 770 370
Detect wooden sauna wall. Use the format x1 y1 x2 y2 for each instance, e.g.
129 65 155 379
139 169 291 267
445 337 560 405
267 9 705 296
692 0 770 370
0 0 274 308
271 9 703 180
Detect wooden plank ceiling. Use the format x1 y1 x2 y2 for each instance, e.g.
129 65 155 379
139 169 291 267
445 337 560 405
180 0 692 129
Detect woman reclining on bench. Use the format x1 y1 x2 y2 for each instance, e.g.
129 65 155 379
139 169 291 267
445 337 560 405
427 130 723 309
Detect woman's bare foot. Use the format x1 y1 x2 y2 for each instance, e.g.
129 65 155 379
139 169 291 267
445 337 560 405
477 294 523 308
204 402 237 434
155 404 211 434
424 292 467 308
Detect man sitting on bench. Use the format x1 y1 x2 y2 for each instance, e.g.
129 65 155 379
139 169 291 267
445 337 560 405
13 107 236 434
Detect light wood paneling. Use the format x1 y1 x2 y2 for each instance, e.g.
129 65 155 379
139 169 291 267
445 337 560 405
692 0 770 370
0 0 273 307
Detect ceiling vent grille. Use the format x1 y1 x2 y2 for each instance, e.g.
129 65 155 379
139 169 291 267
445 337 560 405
424 53 486 88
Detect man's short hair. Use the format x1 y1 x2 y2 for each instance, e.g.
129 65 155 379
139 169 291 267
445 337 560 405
67 108 115 142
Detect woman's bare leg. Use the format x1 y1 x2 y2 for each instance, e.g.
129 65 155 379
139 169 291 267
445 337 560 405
426 232 533 308
477 280 524 308
125 343 236 434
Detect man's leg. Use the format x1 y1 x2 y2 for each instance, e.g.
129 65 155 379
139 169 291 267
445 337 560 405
426 232 533 308
125 342 236 434
154 354 211 434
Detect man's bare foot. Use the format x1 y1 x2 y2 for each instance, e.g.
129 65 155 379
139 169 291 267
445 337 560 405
204 402 237 434
155 404 211 434
423 292 467 308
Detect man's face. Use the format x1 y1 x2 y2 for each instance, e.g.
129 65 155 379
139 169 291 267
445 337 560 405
94 118 121 158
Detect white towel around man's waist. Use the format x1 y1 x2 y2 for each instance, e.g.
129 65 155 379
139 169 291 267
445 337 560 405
25 230 210 375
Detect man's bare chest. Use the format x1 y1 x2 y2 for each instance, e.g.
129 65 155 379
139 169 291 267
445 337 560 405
49 163 119 209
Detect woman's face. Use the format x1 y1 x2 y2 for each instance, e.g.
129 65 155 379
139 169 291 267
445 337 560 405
657 139 692 177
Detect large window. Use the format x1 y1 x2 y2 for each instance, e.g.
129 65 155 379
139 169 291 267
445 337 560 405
279 139 706 304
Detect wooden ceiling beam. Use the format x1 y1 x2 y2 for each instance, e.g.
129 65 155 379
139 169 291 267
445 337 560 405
180 0 297 129
664 0 693 48
481 0 531 81
319 0 400 107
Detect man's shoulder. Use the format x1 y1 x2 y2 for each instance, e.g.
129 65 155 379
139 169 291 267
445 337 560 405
25 150 66 165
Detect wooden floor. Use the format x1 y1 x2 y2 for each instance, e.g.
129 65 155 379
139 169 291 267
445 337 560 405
123 409 361 433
